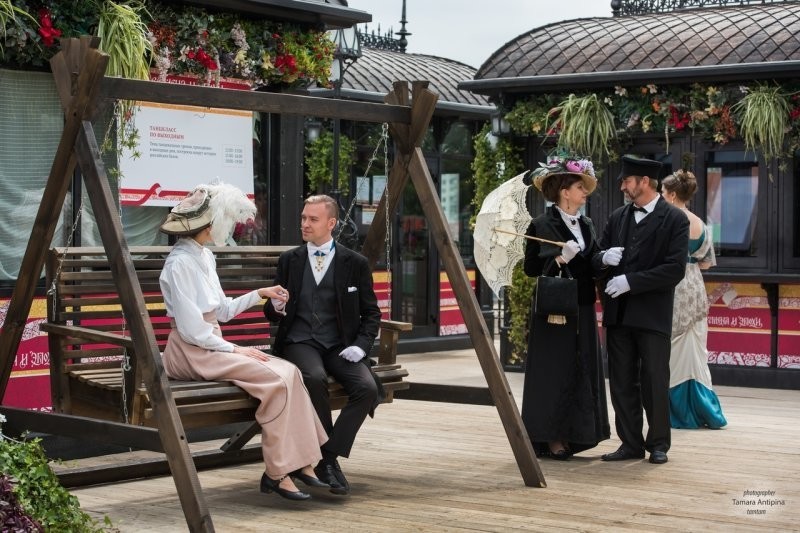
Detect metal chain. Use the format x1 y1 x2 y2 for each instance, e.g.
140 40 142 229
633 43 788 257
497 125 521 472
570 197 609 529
336 123 390 241
382 123 392 309
47 205 83 320
114 151 132 425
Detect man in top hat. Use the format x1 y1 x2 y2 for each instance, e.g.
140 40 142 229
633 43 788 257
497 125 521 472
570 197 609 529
592 155 689 465
264 194 382 495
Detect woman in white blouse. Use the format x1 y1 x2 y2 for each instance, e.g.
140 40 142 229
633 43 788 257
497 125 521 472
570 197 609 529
159 183 328 501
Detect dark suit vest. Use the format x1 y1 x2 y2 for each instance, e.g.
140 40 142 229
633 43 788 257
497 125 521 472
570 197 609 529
286 259 339 348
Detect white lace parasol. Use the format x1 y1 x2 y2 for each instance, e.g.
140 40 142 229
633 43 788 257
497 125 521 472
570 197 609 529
474 172 565 297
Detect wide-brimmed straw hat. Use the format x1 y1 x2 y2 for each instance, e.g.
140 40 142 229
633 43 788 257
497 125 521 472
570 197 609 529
160 182 257 245
160 187 213 236
531 153 597 195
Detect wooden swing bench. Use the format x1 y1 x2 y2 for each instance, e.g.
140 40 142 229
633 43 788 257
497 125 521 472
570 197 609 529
40 245 411 431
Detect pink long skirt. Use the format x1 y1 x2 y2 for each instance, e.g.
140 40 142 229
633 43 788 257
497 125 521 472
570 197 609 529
162 317 327 477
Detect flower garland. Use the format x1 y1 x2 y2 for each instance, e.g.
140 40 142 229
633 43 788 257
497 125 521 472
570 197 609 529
505 81 800 160
1 0 335 90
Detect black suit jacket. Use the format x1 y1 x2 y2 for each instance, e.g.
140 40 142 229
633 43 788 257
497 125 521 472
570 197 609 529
592 198 689 337
264 243 382 357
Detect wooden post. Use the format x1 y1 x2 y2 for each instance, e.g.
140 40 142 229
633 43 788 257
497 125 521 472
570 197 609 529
0 39 105 399
74 121 214 530
360 80 546 487
406 149 545 487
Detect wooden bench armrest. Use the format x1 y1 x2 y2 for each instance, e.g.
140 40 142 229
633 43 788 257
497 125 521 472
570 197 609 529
40 322 134 349
379 319 413 332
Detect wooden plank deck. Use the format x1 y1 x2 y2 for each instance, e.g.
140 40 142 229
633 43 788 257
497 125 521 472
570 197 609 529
66 349 800 532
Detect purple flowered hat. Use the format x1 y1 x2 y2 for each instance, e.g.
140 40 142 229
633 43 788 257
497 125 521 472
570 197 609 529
531 152 597 195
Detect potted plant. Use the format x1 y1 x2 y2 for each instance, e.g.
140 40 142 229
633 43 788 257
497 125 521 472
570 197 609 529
733 83 791 174
0 414 116 532
548 93 616 161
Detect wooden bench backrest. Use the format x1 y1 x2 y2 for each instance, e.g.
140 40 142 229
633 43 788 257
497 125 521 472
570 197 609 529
46 245 291 361
44 245 410 426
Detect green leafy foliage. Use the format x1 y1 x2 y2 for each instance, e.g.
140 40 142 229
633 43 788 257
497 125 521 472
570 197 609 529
469 124 524 227
0 433 115 532
733 83 791 171
548 93 616 161
469 124 533 362
304 130 356 195
97 0 153 80
506 81 800 168
507 264 536 365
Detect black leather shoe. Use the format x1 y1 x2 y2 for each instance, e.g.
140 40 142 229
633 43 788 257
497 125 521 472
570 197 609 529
291 469 330 488
649 451 668 464
601 447 645 461
547 449 571 461
260 473 311 501
314 461 349 495
331 459 350 492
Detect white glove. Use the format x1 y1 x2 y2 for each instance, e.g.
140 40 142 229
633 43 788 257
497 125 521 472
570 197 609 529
604 275 631 298
602 247 624 266
270 297 286 315
339 345 366 363
560 241 581 263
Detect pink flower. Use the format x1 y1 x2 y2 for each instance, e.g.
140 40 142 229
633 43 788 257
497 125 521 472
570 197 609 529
565 160 582 173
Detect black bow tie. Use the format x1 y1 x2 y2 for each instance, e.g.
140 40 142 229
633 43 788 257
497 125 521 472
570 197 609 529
632 206 647 214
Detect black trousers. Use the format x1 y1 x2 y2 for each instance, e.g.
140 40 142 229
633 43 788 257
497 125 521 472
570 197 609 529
606 325 671 454
281 340 378 458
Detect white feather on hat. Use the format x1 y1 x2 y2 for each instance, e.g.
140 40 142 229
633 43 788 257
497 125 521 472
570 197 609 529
205 181 257 246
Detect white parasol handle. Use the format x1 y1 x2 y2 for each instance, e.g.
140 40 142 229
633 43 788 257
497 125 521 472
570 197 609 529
494 228 566 247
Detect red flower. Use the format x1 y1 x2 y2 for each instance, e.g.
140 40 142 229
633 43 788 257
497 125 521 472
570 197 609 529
668 105 690 131
791 107 800 121
38 8 62 47
195 49 217 71
275 54 297 74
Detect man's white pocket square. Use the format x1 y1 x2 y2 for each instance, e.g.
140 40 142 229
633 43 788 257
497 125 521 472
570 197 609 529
347 286 358 292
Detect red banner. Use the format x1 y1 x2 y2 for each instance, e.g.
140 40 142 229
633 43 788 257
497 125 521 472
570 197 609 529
706 282 771 366
0 297 51 410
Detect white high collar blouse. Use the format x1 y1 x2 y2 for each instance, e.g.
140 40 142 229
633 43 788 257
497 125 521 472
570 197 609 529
160 238 262 352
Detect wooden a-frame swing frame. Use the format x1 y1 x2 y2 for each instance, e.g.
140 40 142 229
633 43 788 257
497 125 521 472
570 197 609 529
0 38 544 532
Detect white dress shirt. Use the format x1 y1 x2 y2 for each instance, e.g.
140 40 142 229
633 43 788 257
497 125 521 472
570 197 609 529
160 238 262 352
307 239 336 284
633 196 660 224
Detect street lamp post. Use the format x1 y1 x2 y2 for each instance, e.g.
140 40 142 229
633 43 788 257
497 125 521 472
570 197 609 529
329 26 362 210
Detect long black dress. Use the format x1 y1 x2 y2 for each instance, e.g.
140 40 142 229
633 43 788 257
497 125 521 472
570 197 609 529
520 206 610 456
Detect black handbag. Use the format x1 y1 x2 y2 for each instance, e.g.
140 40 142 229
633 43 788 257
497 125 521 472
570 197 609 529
534 266 578 325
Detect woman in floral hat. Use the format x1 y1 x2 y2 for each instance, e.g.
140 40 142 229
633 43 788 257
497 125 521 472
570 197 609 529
159 182 329 501
520 154 611 460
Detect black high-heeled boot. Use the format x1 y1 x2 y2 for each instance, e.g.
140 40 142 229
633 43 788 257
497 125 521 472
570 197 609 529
260 473 311 501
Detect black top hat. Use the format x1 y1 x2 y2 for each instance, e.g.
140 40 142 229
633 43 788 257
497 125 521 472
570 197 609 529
617 154 663 181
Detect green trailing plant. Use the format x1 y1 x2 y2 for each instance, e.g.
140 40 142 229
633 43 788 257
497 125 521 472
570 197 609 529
469 124 524 228
96 1 152 165
304 130 356 195
97 0 152 79
507 264 536 365
469 124 532 363
0 416 116 532
548 93 616 161
733 83 791 173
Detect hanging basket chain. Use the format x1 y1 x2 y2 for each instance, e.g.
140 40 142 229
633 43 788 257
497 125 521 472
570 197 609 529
47 205 84 320
382 123 392 310
336 123 390 242
115 157 132 425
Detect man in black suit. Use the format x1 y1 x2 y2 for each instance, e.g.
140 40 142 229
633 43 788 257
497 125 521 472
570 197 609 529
593 155 689 465
264 194 382 494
